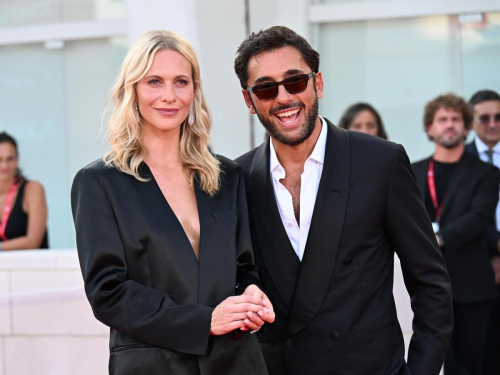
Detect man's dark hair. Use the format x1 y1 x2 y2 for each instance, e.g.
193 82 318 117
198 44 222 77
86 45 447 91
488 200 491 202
338 102 388 140
469 89 500 108
423 93 473 140
234 26 320 89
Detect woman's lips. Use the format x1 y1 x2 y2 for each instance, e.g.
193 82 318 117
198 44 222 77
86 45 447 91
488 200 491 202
155 108 179 116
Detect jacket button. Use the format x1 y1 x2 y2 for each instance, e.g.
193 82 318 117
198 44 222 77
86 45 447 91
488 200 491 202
283 338 292 347
343 258 352 265
331 331 340 340
233 331 243 341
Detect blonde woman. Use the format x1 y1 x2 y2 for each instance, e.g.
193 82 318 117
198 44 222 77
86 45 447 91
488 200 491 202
71 30 273 375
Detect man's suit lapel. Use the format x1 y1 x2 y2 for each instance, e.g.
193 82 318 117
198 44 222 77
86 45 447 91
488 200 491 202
287 121 350 337
465 140 479 158
249 139 301 308
440 152 474 222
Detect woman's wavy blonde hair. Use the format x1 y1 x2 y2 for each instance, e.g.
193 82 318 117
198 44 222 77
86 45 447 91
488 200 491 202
104 30 220 195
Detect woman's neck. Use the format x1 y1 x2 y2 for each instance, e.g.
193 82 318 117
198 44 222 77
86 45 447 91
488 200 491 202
0 176 16 195
142 127 182 168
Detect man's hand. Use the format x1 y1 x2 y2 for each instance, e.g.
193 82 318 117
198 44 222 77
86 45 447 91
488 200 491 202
239 284 275 331
492 256 500 285
210 294 267 335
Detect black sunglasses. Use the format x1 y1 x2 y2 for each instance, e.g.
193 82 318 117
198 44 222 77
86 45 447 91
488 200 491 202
247 72 315 100
478 113 500 125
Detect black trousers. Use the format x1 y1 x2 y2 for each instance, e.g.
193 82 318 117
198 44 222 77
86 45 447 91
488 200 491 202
444 300 495 375
486 291 500 375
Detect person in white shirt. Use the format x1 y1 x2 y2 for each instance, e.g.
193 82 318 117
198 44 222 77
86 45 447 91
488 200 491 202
466 89 500 374
234 25 453 375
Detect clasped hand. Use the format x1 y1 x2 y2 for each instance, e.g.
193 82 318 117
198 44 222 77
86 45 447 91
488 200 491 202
210 284 275 335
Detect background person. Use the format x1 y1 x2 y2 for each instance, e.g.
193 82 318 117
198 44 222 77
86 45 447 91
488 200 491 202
466 89 500 374
0 131 48 250
71 30 273 375
337 102 388 139
412 93 499 375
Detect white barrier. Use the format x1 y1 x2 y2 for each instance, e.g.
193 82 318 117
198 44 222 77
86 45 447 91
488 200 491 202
0 250 441 375
0 250 108 375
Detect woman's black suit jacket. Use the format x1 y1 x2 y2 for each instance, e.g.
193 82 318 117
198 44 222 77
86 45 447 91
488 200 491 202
71 156 267 375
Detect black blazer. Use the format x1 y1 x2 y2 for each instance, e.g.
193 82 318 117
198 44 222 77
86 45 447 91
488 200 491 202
236 120 453 375
71 157 267 375
465 139 500 257
412 151 499 304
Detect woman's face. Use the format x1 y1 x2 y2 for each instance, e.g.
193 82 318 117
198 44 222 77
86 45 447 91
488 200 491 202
348 110 379 137
0 142 18 182
135 49 195 135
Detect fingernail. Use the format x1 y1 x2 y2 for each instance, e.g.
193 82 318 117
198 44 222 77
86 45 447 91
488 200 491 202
244 319 249 324
262 300 267 305
258 310 264 316
248 311 253 317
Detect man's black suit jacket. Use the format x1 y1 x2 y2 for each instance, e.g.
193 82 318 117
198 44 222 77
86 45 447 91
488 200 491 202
465 140 500 257
412 151 499 304
236 120 453 375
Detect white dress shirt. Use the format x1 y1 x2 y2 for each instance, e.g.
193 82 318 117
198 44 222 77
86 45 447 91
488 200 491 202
475 137 500 230
269 116 327 261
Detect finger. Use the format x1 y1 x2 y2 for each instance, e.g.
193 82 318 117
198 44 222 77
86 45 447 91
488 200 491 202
246 311 265 327
243 318 260 331
231 294 266 306
261 293 273 311
229 302 267 314
262 309 276 323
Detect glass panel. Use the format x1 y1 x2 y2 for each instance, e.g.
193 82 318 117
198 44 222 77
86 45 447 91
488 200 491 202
460 13 500 99
0 37 128 248
317 16 458 161
0 0 127 27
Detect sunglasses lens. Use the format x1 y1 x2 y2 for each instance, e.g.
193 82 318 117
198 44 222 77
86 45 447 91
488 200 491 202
255 84 278 100
284 75 308 94
479 114 500 124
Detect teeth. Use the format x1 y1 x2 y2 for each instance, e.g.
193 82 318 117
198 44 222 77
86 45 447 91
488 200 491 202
276 109 300 118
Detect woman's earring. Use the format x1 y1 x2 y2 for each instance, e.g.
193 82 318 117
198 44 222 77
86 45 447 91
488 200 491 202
135 102 140 117
188 103 195 126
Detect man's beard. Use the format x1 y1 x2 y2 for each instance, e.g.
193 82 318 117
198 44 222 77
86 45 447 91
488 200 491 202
254 97 319 146
434 132 465 149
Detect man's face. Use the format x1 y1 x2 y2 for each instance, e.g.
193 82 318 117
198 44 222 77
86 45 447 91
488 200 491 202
473 100 500 148
427 107 467 149
242 46 323 146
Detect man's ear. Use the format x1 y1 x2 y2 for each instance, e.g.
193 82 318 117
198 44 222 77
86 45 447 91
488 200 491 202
426 124 434 139
314 71 324 100
242 90 257 114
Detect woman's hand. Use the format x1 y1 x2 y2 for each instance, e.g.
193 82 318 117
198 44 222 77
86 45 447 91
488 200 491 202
210 294 268 335
239 284 275 332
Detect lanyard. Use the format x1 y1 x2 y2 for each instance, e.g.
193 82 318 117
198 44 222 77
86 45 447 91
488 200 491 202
0 179 20 241
427 159 444 221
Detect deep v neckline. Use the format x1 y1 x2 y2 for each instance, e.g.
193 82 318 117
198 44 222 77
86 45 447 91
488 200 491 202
143 162 202 262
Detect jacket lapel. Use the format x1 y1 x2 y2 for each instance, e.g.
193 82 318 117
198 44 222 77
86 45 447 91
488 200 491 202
249 139 301 308
287 121 350 337
440 152 474 223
